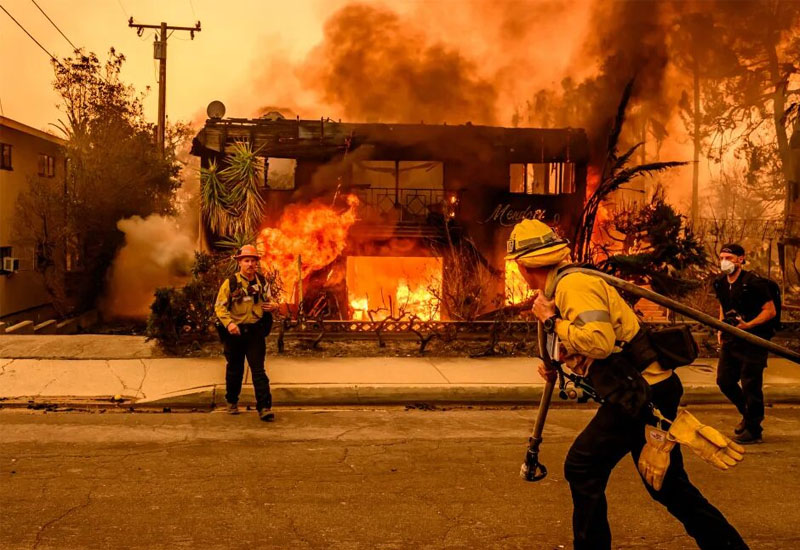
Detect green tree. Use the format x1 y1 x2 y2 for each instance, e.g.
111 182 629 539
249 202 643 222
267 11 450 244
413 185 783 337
15 49 188 313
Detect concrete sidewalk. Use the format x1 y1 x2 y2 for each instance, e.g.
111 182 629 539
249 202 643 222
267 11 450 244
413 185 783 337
1 354 799 408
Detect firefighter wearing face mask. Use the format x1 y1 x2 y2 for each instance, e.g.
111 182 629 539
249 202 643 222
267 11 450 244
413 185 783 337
714 243 777 444
508 219 748 550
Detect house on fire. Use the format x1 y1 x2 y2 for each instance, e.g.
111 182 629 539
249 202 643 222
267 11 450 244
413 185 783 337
191 106 589 320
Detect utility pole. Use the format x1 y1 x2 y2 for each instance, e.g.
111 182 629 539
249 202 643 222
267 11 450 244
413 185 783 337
128 17 201 153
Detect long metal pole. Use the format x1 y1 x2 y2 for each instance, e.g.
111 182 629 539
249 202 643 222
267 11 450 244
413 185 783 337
157 22 167 153
567 268 800 365
297 255 304 316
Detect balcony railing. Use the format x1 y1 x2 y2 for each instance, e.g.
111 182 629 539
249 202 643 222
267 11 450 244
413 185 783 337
351 187 460 223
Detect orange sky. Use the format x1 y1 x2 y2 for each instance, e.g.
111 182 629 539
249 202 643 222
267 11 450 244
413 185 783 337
0 0 355 133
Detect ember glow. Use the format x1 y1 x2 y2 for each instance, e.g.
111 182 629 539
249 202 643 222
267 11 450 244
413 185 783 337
346 256 442 321
257 195 359 300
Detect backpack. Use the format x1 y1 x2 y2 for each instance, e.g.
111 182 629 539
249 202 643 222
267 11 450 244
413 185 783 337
225 272 268 310
715 271 782 336
549 263 697 369
215 272 272 342
759 275 782 334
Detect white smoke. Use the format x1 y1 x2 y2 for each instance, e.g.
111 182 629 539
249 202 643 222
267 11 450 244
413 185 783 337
102 215 196 319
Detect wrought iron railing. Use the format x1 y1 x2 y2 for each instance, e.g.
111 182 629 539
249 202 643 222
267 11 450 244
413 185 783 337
352 187 460 222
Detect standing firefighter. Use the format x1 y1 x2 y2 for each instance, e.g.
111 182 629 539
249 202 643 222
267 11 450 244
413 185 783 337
215 245 279 421
714 243 777 444
508 219 748 550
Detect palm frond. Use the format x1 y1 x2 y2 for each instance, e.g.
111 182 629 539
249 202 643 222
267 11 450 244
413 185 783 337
611 161 689 187
612 142 644 173
200 160 235 234
218 141 266 235
607 78 635 161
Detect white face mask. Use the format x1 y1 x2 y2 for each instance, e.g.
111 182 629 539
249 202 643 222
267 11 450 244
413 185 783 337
720 259 737 275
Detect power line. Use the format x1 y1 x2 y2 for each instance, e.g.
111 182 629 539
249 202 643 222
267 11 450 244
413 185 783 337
0 3 60 63
116 0 128 17
30 0 77 51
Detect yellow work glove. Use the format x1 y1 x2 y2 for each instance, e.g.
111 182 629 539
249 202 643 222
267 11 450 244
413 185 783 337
637 425 675 491
667 410 745 470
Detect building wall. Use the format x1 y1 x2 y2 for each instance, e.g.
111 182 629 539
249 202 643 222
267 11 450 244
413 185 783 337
0 118 66 319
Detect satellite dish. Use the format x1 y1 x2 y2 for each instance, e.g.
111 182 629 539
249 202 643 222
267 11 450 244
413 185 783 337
207 100 226 119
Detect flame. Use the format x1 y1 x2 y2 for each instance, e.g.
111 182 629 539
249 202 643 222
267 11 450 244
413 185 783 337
257 195 359 300
504 260 535 305
346 256 442 320
350 297 369 320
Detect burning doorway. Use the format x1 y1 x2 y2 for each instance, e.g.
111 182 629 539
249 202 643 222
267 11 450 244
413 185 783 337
346 256 442 320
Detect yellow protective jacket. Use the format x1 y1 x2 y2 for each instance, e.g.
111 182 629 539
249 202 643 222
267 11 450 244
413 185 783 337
546 264 671 385
214 273 269 328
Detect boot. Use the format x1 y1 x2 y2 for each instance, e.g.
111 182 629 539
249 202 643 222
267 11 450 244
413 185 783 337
734 418 746 435
226 402 240 415
259 408 275 422
733 429 762 445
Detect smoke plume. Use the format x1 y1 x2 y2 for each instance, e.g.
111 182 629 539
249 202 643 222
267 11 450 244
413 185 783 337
301 4 498 125
102 215 196 319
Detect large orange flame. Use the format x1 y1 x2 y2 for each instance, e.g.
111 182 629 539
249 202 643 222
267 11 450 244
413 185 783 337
346 256 442 321
257 195 359 300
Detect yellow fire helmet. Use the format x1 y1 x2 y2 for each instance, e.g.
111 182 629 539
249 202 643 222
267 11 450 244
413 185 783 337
505 219 571 268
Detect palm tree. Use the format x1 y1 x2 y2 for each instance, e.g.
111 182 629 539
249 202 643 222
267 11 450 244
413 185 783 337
574 79 688 262
219 141 265 236
199 160 233 235
200 141 266 238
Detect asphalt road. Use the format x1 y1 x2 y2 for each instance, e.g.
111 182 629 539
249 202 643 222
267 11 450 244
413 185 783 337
1 405 799 550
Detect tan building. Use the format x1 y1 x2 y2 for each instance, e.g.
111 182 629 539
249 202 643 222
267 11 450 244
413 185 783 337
0 116 65 321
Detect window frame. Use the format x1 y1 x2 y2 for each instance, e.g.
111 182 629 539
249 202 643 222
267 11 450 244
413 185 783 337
38 153 56 177
509 161 576 195
0 143 12 170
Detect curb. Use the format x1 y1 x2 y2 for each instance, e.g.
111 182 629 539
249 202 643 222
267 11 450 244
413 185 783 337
4 384 800 409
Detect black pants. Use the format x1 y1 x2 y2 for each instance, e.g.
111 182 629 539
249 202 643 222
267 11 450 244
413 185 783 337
717 343 767 435
223 323 272 411
564 373 747 550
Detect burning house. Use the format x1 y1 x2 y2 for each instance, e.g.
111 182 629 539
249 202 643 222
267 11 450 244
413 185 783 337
191 105 589 321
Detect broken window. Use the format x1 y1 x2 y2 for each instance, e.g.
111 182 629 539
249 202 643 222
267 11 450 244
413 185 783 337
509 162 575 194
266 157 296 190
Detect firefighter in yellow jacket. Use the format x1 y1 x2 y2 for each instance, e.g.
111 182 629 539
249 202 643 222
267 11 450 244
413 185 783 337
508 219 747 550
215 245 279 421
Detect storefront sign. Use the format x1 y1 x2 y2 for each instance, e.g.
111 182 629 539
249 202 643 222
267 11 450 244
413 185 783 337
479 203 556 226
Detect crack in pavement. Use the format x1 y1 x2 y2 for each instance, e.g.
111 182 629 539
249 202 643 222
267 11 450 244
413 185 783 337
134 359 148 399
0 358 14 375
339 446 358 474
105 360 131 393
35 377 59 397
31 489 93 550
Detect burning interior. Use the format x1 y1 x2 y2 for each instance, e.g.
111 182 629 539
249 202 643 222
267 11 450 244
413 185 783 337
191 110 589 320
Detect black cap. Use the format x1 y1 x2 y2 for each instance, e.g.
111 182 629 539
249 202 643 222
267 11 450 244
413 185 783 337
720 243 745 256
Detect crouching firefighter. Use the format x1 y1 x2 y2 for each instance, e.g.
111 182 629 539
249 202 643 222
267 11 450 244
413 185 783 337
215 245 280 422
508 219 748 550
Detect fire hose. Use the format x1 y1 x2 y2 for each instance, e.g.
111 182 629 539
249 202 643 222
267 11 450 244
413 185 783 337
521 268 800 483
519 321 556 482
